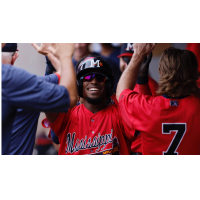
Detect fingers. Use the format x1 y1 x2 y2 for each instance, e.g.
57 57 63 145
48 46 56 56
31 43 40 51
151 43 156 52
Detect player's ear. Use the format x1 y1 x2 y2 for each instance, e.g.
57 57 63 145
11 52 19 65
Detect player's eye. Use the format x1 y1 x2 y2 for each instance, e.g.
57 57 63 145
82 74 107 82
84 75 94 81
95 74 107 82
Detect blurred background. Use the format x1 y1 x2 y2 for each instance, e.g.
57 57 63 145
14 43 187 154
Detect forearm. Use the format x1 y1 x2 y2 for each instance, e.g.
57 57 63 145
59 57 77 108
116 54 145 101
45 113 59 124
46 53 61 74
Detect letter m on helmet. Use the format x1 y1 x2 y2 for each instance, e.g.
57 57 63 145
90 59 101 68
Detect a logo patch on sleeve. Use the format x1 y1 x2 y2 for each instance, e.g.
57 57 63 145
170 100 178 106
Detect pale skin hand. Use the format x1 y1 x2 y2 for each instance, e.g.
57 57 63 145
45 43 77 123
116 43 156 101
31 43 61 72
48 43 75 59
31 43 52 56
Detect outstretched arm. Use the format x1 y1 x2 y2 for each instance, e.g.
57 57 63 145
31 43 77 109
31 43 77 123
116 43 155 101
50 43 77 109
31 43 61 74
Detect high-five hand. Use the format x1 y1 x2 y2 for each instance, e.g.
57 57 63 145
48 43 75 60
31 43 52 56
133 43 156 58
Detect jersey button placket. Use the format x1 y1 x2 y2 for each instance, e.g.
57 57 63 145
91 118 95 134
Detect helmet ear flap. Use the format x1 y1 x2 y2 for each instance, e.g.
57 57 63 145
77 80 83 98
106 80 115 98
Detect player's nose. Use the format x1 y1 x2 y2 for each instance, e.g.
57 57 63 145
91 77 98 84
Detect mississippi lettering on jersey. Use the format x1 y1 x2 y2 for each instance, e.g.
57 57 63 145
119 89 200 155
42 104 135 155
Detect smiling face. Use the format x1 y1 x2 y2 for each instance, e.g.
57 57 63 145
82 72 107 105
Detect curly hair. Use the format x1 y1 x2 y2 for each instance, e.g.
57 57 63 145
156 47 200 98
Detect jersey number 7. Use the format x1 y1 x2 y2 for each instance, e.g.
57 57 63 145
162 123 187 155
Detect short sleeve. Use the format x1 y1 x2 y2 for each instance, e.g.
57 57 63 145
149 76 158 97
116 105 137 142
119 89 154 130
42 110 71 138
38 74 59 84
2 64 70 113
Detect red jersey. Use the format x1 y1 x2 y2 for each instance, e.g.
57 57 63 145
42 104 133 155
119 89 200 155
130 77 158 153
111 77 158 154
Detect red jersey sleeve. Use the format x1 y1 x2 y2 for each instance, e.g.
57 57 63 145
42 109 71 138
138 84 152 96
116 107 136 142
119 89 154 131
148 76 158 97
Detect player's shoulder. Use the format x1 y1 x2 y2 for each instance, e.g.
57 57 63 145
2 64 37 85
69 104 83 118
105 103 120 116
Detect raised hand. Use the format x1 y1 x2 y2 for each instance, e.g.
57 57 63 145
48 43 75 59
133 43 155 57
31 43 52 56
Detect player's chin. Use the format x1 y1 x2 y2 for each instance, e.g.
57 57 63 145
86 96 104 105
87 94 102 100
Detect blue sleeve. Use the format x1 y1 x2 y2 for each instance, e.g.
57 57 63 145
45 56 55 76
2 64 70 113
51 129 60 144
38 74 59 84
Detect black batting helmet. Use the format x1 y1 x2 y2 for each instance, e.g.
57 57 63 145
76 55 115 98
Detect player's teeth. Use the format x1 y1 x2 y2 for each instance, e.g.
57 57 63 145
89 88 98 91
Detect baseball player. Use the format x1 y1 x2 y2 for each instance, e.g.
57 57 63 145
42 55 137 155
116 43 200 155
2 43 77 155
117 43 158 154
